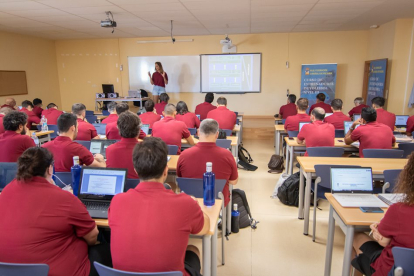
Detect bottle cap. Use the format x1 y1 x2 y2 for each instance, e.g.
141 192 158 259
206 162 212 172
233 203 238 211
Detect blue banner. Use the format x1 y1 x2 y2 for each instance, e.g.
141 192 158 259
366 59 387 105
300 64 337 110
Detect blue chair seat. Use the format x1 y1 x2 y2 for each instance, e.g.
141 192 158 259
0 162 18 191
167 145 178 155
216 139 231 150
188 128 197 135
94 262 182 276
222 129 233 136
0 262 49 276
363 149 404 159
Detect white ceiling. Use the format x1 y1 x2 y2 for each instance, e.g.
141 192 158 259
0 0 413 40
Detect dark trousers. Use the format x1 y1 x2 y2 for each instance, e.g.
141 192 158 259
89 243 112 276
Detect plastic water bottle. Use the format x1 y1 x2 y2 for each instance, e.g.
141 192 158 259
41 115 48 131
203 162 215 206
231 203 240 233
31 132 40 147
71 156 82 196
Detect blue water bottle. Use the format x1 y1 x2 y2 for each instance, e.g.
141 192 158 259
203 162 215 206
231 203 240 233
71 156 82 196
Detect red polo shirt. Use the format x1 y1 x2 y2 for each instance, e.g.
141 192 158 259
350 121 395 158
195 102 217 120
42 136 94 172
284 113 311 131
152 72 168 87
109 181 203 276
309 102 332 114
297 121 335 156
176 112 201 129
106 138 139 179
0 131 35 162
106 122 146 140
41 108 63 125
206 106 236 130
407 115 414 135
0 114 4 134
376 108 396 131
177 142 238 206
0 104 15 110
348 104 369 117
32 106 43 118
20 108 40 129
101 114 118 124
139 112 161 128
0 176 95 276
279 103 297 119
152 117 191 154
76 118 98 141
154 101 167 115
324 112 351 129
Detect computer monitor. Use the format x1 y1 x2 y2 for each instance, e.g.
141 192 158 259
78 167 126 198
102 84 114 94
141 124 150 135
331 167 373 193
395 115 409 127
353 114 361 121
89 139 117 158
299 122 311 131
325 113 333 118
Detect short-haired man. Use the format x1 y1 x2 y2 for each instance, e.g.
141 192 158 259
297 107 335 155
106 103 146 140
1 98 16 110
20 100 41 129
345 107 395 158
406 115 414 136
72 103 98 141
372 97 396 131
101 102 118 124
152 104 194 154
0 107 12 134
206 97 236 130
324 99 351 129
309 93 332 114
106 111 141 179
32 98 43 118
284 98 311 131
41 103 63 125
155 93 169 115
348 97 369 118
278 94 297 119
42 113 106 172
139 99 161 128
195 92 217 120
177 119 238 207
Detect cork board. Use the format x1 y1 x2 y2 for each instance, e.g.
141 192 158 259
0 71 28 96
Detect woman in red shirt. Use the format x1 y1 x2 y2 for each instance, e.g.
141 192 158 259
148 61 168 105
154 93 170 115
175 101 201 129
351 153 414 276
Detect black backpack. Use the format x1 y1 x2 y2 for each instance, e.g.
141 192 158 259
238 145 258 171
231 189 259 229
277 172 300 206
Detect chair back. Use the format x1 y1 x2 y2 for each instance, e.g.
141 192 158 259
75 140 91 149
314 165 361 189
176 178 227 199
188 128 197 135
85 115 98 124
94 262 182 276
167 145 178 155
124 179 140 192
383 169 402 193
282 119 286 124
307 147 344 157
216 139 231 150
47 125 59 139
85 110 94 116
363 149 404 159
54 172 72 188
398 143 414 158
0 262 49 276
0 162 17 191
334 129 344 138
102 110 110 116
287 131 299 137
390 247 414 276
222 129 233 136
93 124 107 135
236 118 240 125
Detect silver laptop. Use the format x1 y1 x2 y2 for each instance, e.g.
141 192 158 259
141 124 150 135
353 114 361 121
395 115 409 127
344 121 360 134
89 139 117 159
128 90 140 98
299 122 311 131
325 113 333 118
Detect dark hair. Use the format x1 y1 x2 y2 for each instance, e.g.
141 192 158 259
116 103 129 115
3 111 27 131
72 103 86 116
200 119 219 136
159 93 170 103
372 97 385 107
47 103 58 109
316 93 326 102
205 93 214 103
57 113 77 133
394 153 414 205
17 147 53 181
132 137 168 180
107 102 117 112
118 111 141 138
33 98 42 106
296 98 309 111
311 107 325 120
217 97 227 105
176 101 189 115
22 100 34 109
330 99 343 110
144 99 155 112
361 107 377 123
164 103 176 116
288 94 297 103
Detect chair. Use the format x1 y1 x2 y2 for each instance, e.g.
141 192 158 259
0 262 49 276
236 118 240 125
124 179 140 192
234 111 238 117
282 119 286 124
363 149 404 159
94 262 182 276
167 145 178 155
398 143 414 158
382 169 402 193
307 147 344 157
216 139 231 150
93 124 107 135
0 162 17 191
222 129 233 136
102 110 110 116
37 124 59 139
54 172 72 189
86 110 94 116
75 140 91 149
85 115 98 124
389 247 414 276
188 128 197 135
334 129 344 138
287 130 299 137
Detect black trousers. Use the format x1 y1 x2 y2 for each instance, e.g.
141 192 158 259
88 243 112 276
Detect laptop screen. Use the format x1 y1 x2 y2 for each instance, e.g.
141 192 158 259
196 114 201 120
325 113 333 118
299 122 310 131
344 121 360 134
395 115 409 126
78 168 126 199
353 114 361 121
331 167 373 193
89 139 117 158
141 124 150 135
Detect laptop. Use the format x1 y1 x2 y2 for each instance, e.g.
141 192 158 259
344 121 360 134
353 114 361 121
89 139 117 159
78 167 127 218
325 113 333 118
141 124 150 135
299 122 311 131
128 90 140 98
196 114 201 120
395 115 409 128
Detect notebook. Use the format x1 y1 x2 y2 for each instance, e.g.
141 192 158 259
378 193 405 206
299 122 311 131
89 139 117 158
395 115 409 127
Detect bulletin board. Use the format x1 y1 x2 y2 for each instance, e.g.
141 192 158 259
0 71 28 96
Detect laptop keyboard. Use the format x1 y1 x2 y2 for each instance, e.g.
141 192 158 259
83 201 110 211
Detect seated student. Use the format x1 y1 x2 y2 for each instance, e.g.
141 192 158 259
284 98 311 131
348 97 369 118
72 103 98 141
278 94 297 119
42 113 106 172
309 93 332 114
139 99 161 128
0 147 111 276
177 119 238 207
106 111 140 179
109 137 209 276
41 103 64 125
0 111 35 162
324 99 351 129
351 153 414 276
345 107 395 158
0 107 12 135
20 100 41 129
406 115 414 136
101 102 118 124
206 97 236 130
176 101 201 129
297 107 335 155
154 93 169 115
152 104 194 154
372 96 396 131
106 103 146 140
195 92 216 120
32 98 43 118
1 97 16 110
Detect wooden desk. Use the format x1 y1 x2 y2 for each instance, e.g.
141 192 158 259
96 115 108 122
30 130 54 143
274 125 286 155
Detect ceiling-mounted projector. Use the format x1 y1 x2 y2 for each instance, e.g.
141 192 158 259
220 34 236 53
101 11 117 32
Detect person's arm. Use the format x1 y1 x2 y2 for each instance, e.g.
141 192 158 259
297 137 304 145
89 153 106 168
162 72 168 85
296 128 306 145
391 134 396 147
370 223 391 247
194 211 210 235
186 135 195 146
344 120 361 145
83 225 99 245
229 178 238 185
148 72 154 85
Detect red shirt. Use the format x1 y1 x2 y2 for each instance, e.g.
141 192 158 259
0 131 35 162
372 203 414 276
20 107 40 128
152 71 168 87
152 117 191 154
279 103 297 119
41 108 63 125
176 112 201 129
195 102 217 120
32 106 43 118
76 118 97 141
177 142 238 206
348 104 369 117
206 106 236 130
297 121 335 156
284 113 311 131
0 114 4 134
106 122 146 140
139 112 161 128
106 138 139 179
42 136 94 172
350 121 395 158
0 176 95 276
108 182 204 276
101 114 118 124
0 104 15 110
376 108 396 131
406 115 414 135
154 101 167 115
309 102 332 114
324 112 351 129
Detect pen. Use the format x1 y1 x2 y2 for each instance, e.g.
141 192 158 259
369 230 373 236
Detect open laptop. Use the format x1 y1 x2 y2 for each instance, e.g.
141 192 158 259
353 114 361 121
89 139 117 159
141 124 150 135
299 122 311 131
395 115 409 128
344 121 360 134
196 114 201 120
77 167 127 218
128 90 140 98
325 113 333 118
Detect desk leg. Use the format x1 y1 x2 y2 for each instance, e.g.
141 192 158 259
227 185 232 235
275 130 279 154
211 223 218 276
303 172 312 235
284 144 290 174
203 235 212 276
239 122 243 144
47 134 51 142
231 145 237 158
289 145 294 175
298 167 305 219
324 206 335 276
342 226 355 276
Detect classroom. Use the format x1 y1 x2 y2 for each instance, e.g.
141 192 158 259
1 0 414 275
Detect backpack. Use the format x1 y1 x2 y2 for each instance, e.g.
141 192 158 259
238 145 258 171
231 189 259 229
277 172 300 206
267 154 284 174
218 129 227 139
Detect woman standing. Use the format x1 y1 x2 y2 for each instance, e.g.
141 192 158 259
148 61 168 104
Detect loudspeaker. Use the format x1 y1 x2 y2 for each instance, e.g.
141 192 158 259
108 93 117 98
96 93 105 98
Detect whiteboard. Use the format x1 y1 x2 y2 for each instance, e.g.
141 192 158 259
128 56 200 93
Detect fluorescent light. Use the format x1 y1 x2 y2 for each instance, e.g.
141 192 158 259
137 39 193 44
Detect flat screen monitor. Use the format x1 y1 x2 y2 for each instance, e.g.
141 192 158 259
102 84 114 94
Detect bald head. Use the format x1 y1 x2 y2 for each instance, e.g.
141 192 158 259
5 98 16 107
163 104 176 116
311 107 325 121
